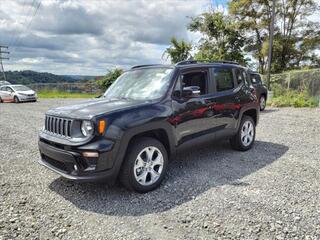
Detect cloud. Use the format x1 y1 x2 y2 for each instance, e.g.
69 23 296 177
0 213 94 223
0 0 211 75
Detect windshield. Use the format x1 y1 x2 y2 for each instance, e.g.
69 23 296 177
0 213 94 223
103 68 173 101
12 85 31 91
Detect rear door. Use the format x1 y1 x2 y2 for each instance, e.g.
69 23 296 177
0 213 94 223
0 86 11 101
208 66 240 137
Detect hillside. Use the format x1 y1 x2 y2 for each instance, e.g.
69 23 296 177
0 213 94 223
3 70 83 85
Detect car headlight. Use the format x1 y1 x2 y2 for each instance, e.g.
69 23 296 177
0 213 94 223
81 120 94 137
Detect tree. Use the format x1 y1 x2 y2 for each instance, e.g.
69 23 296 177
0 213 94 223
98 68 124 91
229 0 320 73
188 11 247 64
163 37 192 64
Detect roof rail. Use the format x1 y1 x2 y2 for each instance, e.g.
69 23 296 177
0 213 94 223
176 59 240 66
210 60 239 65
175 60 198 65
131 64 161 69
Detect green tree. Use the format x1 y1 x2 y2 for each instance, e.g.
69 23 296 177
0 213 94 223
98 68 124 91
229 0 320 73
163 37 192 64
188 11 247 64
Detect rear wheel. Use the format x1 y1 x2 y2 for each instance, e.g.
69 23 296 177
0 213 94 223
230 115 256 151
259 95 266 111
120 137 168 193
0 97 2 103
14 96 20 103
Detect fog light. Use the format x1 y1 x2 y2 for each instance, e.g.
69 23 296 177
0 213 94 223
82 152 99 158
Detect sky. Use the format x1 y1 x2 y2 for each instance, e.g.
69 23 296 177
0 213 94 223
0 0 228 75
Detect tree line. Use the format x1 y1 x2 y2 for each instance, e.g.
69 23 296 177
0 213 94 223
100 0 319 89
164 0 320 74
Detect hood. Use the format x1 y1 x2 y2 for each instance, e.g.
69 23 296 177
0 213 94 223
46 98 150 119
17 90 35 95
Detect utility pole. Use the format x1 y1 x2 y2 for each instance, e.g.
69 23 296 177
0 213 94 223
0 45 9 82
266 0 276 90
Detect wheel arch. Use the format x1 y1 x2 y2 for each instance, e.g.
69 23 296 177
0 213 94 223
243 109 257 125
110 123 176 181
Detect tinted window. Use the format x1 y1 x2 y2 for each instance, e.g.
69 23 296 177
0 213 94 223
214 68 234 92
235 68 247 84
182 71 208 95
250 74 261 84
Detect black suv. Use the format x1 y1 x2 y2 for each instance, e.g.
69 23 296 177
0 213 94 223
249 71 268 111
38 61 259 192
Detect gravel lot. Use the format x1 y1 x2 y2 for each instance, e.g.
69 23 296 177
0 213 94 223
0 99 319 240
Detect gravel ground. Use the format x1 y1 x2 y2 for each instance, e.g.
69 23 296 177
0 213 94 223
0 99 319 240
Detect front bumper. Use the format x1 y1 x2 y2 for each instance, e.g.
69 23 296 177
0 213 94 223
38 138 118 182
18 95 37 102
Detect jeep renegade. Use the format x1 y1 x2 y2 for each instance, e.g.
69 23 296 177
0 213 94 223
38 60 259 193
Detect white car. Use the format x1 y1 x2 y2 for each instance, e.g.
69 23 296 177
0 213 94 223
0 85 37 103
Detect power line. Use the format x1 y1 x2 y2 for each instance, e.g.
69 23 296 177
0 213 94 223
9 0 37 47
0 46 9 81
11 0 42 55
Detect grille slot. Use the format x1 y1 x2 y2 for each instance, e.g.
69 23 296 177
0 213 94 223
45 115 72 137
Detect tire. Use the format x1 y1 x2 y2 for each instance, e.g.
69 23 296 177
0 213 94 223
120 137 168 193
259 95 266 111
230 115 256 151
14 96 20 103
0 97 2 103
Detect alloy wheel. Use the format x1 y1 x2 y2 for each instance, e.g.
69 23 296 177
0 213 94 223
260 96 266 110
241 120 254 146
133 146 164 186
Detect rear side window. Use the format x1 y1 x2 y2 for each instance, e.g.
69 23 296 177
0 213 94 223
235 68 247 85
213 68 234 92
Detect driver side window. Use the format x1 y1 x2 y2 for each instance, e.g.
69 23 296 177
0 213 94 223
181 71 208 95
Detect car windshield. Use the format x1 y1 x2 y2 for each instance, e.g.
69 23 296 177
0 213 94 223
12 85 31 91
103 68 173 101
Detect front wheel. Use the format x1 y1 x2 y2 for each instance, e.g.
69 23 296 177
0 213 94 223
259 95 266 111
120 137 168 193
14 96 20 103
230 115 256 151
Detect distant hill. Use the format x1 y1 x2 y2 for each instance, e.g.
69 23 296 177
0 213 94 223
2 70 98 85
63 75 97 81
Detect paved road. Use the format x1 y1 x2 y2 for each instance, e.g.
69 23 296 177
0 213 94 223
0 99 319 239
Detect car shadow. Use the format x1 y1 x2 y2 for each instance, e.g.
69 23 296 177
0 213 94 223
49 140 288 216
261 108 279 114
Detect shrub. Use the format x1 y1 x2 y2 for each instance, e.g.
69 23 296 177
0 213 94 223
270 90 318 108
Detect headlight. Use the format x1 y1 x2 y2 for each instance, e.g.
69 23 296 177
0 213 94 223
81 120 94 137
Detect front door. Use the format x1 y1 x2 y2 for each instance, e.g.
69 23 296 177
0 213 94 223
171 68 215 146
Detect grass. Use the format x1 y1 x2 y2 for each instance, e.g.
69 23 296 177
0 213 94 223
38 90 99 99
269 90 319 108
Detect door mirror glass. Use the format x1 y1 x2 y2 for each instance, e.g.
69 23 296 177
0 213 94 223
182 86 200 98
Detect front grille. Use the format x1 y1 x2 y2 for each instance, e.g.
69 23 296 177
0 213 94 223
45 115 72 137
27 94 34 97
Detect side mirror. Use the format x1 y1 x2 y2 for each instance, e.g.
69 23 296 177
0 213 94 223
182 86 201 98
